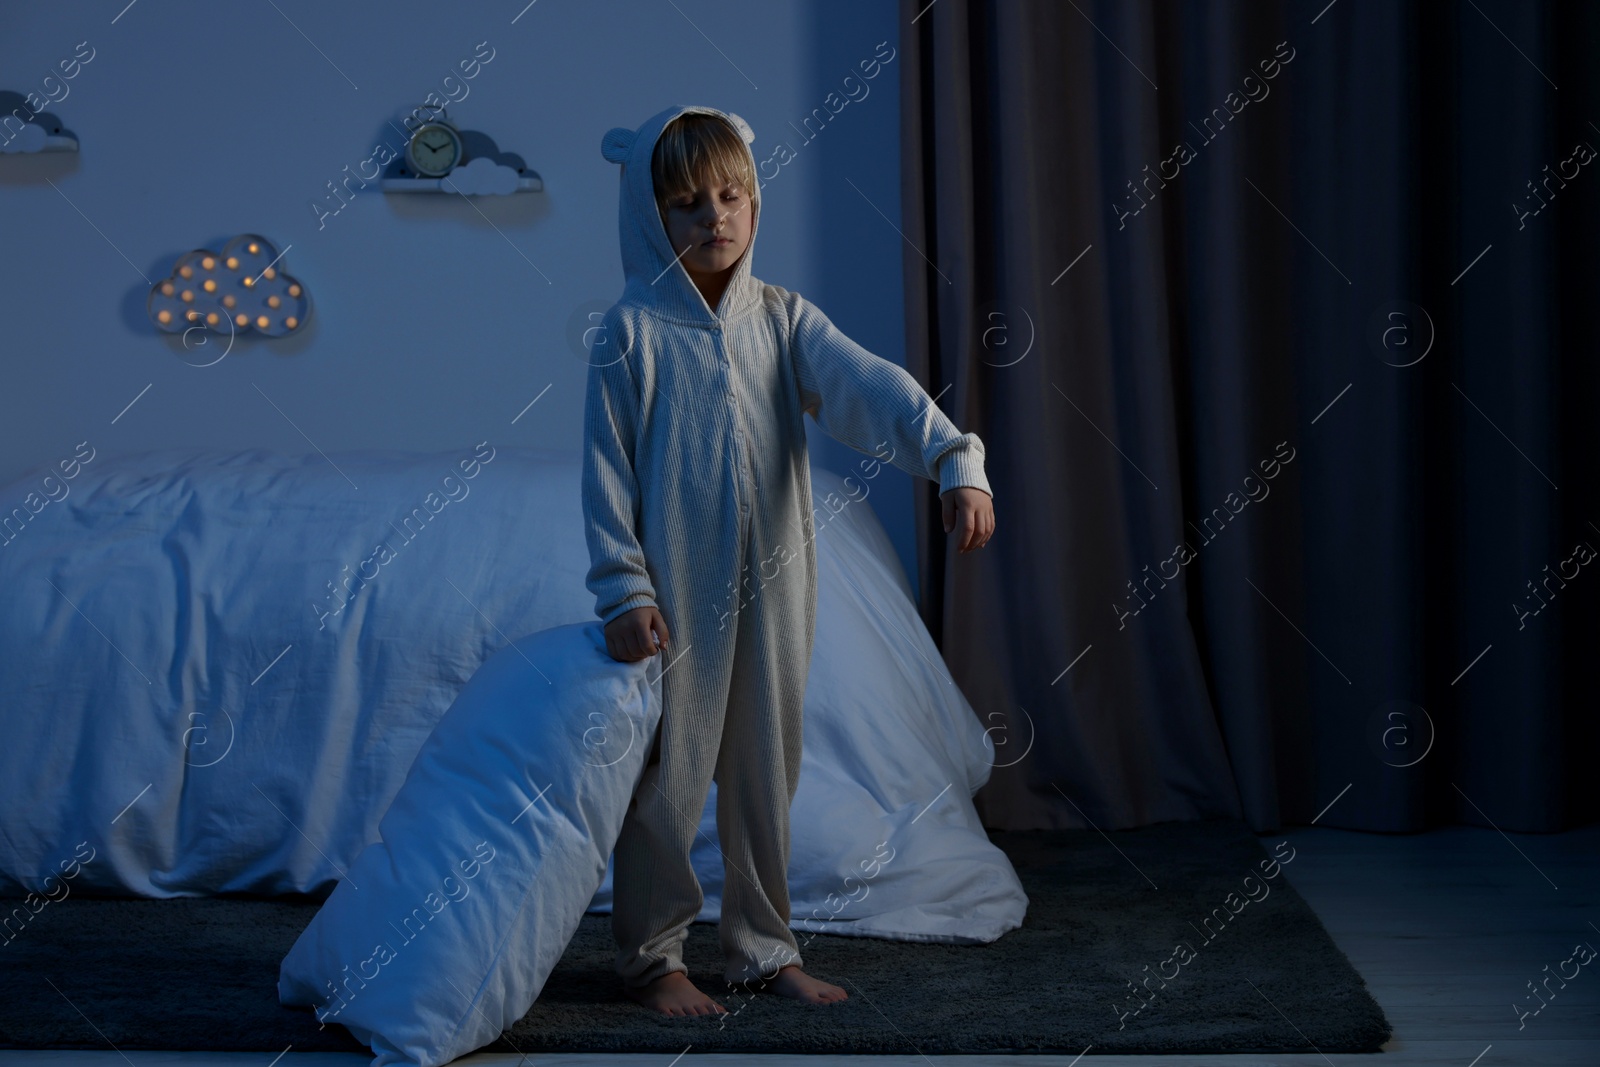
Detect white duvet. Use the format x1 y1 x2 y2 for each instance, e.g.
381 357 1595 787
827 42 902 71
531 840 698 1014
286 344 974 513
0 446 1025 1051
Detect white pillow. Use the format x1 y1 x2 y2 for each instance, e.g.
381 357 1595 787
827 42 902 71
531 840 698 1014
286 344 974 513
278 620 659 1067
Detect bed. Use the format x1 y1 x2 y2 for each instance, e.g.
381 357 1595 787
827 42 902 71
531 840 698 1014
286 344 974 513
0 444 1025 1063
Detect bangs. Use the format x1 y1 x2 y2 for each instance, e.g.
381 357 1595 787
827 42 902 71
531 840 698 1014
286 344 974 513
651 113 758 214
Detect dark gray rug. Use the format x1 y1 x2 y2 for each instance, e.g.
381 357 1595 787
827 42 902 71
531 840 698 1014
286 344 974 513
0 818 1390 1055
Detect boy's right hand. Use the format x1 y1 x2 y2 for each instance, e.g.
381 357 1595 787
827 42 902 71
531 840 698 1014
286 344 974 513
603 606 671 662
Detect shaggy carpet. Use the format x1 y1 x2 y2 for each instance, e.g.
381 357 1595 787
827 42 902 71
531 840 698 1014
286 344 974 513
0 818 1390 1055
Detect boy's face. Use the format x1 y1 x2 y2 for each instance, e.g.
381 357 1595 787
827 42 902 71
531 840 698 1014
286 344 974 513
658 176 753 280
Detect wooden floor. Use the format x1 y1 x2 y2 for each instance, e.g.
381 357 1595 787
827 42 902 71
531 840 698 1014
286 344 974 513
6 823 1596 1066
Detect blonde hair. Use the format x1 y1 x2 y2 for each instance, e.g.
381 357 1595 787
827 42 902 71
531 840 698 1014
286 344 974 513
651 113 758 226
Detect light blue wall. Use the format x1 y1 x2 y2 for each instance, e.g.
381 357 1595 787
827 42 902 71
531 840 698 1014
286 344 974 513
0 0 921 597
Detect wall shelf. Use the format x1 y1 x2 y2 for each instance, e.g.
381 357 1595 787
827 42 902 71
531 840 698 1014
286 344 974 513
381 170 543 194
0 127 78 154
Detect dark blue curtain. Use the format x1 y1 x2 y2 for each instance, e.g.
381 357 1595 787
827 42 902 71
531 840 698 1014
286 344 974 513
900 0 1598 833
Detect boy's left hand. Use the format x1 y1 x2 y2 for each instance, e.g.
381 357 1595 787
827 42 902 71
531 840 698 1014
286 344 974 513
940 486 994 553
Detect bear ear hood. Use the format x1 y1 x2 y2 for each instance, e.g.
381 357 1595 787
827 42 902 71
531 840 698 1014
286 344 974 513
600 104 761 327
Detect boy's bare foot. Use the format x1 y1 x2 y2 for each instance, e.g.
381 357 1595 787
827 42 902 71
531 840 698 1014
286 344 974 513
767 964 848 1005
623 971 729 1017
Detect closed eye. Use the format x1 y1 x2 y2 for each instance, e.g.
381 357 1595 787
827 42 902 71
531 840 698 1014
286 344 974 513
672 189 742 208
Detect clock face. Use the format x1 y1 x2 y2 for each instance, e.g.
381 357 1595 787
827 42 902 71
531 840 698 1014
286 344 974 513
408 123 461 177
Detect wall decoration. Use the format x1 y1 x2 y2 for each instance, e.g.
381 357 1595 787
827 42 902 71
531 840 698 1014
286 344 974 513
147 235 310 340
405 118 463 178
0 91 78 154
380 107 542 194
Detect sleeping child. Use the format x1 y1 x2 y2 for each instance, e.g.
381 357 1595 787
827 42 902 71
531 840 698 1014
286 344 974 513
582 104 995 1017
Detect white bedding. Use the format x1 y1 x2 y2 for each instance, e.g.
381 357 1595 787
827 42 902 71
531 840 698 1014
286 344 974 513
0 446 1024 951
590 470 1025 943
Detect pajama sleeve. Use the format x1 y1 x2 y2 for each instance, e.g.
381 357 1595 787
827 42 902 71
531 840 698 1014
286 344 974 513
580 324 659 626
784 290 993 499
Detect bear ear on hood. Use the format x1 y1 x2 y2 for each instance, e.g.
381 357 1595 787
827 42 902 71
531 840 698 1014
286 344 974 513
724 111 756 144
600 126 636 164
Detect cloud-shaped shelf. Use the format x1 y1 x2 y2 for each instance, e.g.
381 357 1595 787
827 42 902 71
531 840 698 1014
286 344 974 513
0 93 78 154
147 235 310 339
381 128 543 194
0 121 77 154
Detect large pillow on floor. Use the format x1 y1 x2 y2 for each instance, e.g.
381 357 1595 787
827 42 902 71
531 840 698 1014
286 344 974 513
278 620 658 1067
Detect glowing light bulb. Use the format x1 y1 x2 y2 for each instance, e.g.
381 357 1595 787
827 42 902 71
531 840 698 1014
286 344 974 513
268 295 281 308
256 315 269 329
179 265 193 279
247 243 259 254
203 280 216 293
264 267 276 280
157 310 172 324
206 312 219 325
201 256 215 270
226 257 239 270
285 316 298 330
235 313 249 327
161 282 174 296
243 276 255 288
288 284 301 297
187 310 200 321
181 290 194 302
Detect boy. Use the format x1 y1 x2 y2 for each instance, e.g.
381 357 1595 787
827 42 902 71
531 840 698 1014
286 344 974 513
583 105 995 1017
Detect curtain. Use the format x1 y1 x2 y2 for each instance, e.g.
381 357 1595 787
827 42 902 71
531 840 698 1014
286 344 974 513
900 0 1598 834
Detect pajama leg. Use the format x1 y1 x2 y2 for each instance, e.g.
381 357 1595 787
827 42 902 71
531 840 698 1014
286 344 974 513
610 609 733 989
713 515 812 986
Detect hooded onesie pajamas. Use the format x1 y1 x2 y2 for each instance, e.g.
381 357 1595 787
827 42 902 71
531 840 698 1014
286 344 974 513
582 104 994 989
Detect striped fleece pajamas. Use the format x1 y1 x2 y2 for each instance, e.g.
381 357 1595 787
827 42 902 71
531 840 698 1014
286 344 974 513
583 104 993 989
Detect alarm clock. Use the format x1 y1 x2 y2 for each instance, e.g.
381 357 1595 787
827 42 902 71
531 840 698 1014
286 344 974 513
406 119 463 178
